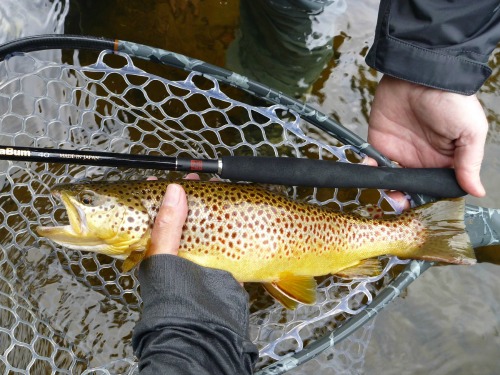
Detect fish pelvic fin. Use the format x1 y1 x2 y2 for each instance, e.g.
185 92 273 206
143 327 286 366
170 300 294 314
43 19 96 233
336 258 382 278
403 198 476 265
263 274 317 310
122 251 146 272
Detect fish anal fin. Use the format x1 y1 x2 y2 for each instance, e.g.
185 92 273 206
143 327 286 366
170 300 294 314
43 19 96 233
262 283 299 310
122 251 146 272
336 258 382 279
265 274 317 309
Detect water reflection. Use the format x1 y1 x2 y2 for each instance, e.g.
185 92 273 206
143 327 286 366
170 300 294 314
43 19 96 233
227 0 347 98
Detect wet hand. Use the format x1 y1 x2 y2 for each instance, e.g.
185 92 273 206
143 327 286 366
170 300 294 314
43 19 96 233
368 75 488 198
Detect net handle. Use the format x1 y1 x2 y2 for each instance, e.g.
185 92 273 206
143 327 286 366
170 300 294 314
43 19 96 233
0 34 391 166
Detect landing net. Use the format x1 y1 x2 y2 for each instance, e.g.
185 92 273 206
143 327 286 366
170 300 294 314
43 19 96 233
0 50 410 374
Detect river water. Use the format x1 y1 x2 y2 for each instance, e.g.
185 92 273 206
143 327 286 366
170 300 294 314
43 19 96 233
3 0 499 374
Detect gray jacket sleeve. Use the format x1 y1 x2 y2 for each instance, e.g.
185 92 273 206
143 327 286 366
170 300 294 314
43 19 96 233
133 255 258 375
366 0 500 94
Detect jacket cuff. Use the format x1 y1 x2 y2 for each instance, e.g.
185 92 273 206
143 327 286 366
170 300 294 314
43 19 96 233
366 35 492 95
137 254 250 336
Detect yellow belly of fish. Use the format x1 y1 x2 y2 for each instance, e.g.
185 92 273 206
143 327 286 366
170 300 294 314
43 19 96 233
177 215 419 283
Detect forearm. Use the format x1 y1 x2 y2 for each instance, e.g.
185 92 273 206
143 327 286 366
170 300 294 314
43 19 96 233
133 255 258 375
366 0 500 94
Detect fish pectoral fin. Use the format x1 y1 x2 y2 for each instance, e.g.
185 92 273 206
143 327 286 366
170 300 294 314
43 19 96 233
336 258 382 279
263 274 317 309
122 251 146 272
120 230 152 272
141 198 161 220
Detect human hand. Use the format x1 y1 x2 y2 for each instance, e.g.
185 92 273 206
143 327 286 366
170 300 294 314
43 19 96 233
146 182 188 258
368 75 488 198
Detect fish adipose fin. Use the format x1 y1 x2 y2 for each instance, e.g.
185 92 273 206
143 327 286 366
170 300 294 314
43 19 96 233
403 198 476 265
336 258 382 278
263 274 317 310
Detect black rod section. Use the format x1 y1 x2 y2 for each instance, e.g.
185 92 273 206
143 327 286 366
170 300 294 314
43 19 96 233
219 156 466 198
0 146 465 198
0 145 219 173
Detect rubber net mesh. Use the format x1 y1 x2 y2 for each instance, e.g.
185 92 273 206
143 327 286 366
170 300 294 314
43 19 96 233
0 51 409 374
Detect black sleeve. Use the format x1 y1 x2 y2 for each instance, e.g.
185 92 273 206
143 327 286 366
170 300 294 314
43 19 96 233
132 255 258 375
366 0 500 94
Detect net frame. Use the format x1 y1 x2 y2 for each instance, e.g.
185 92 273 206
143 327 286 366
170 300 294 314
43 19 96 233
0 35 496 374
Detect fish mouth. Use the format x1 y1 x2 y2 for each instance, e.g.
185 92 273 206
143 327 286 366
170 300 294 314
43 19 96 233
36 190 91 246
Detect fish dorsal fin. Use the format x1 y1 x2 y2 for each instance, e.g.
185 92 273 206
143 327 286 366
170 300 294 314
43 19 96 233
122 251 146 272
255 184 289 196
351 204 384 219
263 274 317 309
336 258 382 279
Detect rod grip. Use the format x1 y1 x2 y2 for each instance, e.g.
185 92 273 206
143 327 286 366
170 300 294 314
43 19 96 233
220 156 466 198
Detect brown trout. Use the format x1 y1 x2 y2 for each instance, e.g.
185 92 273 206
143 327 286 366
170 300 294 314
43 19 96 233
37 180 475 309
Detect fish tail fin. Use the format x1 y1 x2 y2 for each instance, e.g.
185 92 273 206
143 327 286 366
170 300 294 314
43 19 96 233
401 198 476 265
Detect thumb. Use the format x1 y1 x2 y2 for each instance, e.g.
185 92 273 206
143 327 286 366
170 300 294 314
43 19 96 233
454 134 487 198
147 184 188 257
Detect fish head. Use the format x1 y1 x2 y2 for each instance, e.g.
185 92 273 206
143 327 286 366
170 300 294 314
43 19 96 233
37 182 151 259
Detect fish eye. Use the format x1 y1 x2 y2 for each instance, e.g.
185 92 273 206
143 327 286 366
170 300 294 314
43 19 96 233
78 191 97 206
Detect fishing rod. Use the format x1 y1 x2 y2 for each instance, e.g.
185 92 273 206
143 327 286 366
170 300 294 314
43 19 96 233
0 145 466 198
4 144 499 250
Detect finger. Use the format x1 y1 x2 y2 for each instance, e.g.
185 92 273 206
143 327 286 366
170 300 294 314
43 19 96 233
361 156 378 167
146 184 188 257
454 143 486 197
185 173 200 180
454 125 487 198
184 172 219 182
385 191 411 211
